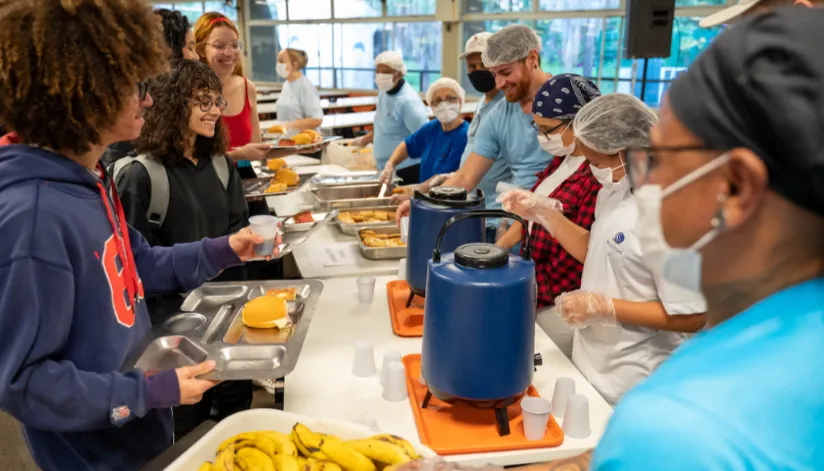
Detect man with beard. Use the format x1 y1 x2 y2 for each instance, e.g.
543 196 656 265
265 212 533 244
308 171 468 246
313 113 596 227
395 25 553 223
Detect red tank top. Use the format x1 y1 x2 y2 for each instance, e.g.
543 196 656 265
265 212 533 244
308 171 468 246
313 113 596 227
223 77 253 150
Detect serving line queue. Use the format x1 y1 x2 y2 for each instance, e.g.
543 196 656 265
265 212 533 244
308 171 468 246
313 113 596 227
1 1 824 471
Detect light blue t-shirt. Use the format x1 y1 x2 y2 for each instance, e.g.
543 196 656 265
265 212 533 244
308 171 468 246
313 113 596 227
373 81 429 171
460 92 510 210
593 278 824 471
277 75 323 135
472 98 552 190
405 119 468 182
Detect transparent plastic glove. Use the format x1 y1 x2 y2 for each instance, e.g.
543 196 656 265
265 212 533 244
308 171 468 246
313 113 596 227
379 163 395 184
425 173 453 190
554 290 617 328
395 458 502 471
390 186 415 205
395 200 412 225
497 189 564 234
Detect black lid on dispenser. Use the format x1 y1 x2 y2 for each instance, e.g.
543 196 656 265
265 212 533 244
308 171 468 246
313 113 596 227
455 243 508 269
429 186 467 201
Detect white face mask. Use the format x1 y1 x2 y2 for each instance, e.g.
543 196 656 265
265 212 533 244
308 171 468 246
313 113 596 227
635 154 731 291
433 103 460 124
375 73 396 92
537 125 576 156
590 154 626 189
276 63 290 79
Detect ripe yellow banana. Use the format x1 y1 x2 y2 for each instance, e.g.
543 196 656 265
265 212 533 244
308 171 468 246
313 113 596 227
344 439 412 466
199 463 214 471
219 432 277 457
297 456 308 470
272 452 301 471
318 438 377 471
236 447 276 471
371 434 420 459
291 423 328 460
214 443 236 471
305 459 343 471
259 430 299 457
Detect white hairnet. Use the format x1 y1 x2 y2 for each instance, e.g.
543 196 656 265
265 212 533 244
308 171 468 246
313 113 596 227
573 93 658 155
482 25 542 68
374 51 407 75
425 77 466 105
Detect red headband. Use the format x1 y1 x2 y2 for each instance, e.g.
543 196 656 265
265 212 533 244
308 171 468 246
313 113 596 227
208 17 231 27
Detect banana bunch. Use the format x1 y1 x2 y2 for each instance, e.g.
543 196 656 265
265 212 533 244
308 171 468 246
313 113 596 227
199 423 421 471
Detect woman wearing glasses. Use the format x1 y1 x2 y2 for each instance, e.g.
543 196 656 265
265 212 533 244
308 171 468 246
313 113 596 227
379 78 469 186
116 59 253 438
500 93 707 405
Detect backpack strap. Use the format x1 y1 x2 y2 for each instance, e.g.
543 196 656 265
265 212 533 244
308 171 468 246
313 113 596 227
134 154 169 228
212 155 231 190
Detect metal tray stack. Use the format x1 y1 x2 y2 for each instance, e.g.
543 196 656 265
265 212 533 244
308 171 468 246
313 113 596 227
357 226 406 260
133 280 323 380
310 182 396 211
334 205 398 235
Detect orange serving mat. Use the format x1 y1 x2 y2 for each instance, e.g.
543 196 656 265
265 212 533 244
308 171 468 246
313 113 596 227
386 280 425 337
402 354 564 455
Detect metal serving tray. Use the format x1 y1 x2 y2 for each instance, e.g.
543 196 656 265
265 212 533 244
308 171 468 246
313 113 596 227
283 212 328 232
243 177 300 200
357 225 406 260
334 205 399 235
133 280 323 381
311 171 400 188
310 183 396 211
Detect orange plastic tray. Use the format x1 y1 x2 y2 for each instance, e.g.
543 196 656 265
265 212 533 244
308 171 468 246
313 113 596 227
386 280 425 337
402 354 564 455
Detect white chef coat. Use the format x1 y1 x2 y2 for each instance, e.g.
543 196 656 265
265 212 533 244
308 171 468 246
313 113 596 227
528 155 585 233
572 179 707 405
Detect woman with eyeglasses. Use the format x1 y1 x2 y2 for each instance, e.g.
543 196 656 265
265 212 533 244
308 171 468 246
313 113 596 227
495 74 602 358
500 93 707 405
115 59 253 439
378 78 469 186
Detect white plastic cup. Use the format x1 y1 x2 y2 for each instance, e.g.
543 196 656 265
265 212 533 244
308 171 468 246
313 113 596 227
551 377 576 419
382 362 408 402
400 217 410 244
249 215 279 257
357 277 376 304
352 340 377 377
397 258 407 280
562 394 591 439
520 397 552 440
380 350 402 387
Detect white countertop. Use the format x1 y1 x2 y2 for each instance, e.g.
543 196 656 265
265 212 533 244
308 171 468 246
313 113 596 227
290 224 401 279
284 275 613 466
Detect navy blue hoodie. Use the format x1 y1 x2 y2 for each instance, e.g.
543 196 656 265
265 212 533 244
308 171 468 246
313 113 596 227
0 145 242 470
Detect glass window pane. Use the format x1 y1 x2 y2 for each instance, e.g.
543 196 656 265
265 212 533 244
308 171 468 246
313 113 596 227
460 19 525 96
676 0 727 5
203 2 238 22
171 2 204 24
249 0 286 20
286 0 331 20
250 25 278 83
334 0 382 18
387 0 436 16
387 22 442 92
535 17 610 82
276 24 335 87
539 0 619 10
334 23 389 89
463 0 531 13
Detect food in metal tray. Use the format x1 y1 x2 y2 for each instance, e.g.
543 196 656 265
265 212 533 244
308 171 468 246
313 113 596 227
276 168 300 186
292 211 314 224
267 158 287 171
196 422 422 471
360 230 405 248
338 209 393 224
293 129 322 145
241 296 291 330
267 124 287 134
266 287 297 301
264 182 288 194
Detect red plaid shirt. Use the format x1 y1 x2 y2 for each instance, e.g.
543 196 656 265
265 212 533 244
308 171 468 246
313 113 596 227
521 157 600 308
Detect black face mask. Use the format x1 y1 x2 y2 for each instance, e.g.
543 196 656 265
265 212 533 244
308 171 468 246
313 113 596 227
468 70 496 94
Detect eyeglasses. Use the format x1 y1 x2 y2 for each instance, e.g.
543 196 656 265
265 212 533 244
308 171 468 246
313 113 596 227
137 81 149 101
627 145 722 189
531 121 567 140
430 96 460 107
191 95 228 113
205 41 243 53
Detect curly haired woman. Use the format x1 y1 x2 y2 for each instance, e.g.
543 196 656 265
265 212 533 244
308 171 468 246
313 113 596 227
0 1 276 469
116 59 254 439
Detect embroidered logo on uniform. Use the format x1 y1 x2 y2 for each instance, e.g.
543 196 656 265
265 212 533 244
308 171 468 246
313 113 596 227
613 232 625 244
110 405 131 424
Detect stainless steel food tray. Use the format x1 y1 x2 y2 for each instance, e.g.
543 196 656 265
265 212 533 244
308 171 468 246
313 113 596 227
243 177 299 200
283 212 328 232
357 225 406 260
335 205 399 235
132 280 323 381
310 183 396 211
311 171 400 188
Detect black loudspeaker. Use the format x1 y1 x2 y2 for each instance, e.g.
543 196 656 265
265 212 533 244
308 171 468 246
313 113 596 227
624 0 676 58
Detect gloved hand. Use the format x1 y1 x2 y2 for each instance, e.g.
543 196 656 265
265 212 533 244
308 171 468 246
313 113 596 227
422 172 453 191
395 200 412 225
379 163 395 184
554 290 617 328
390 185 416 205
497 189 564 234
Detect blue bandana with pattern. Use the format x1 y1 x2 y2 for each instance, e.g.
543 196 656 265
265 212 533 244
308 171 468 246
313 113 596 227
532 74 601 121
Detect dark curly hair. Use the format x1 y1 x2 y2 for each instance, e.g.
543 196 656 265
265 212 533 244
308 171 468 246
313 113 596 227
154 9 191 61
0 0 169 155
135 59 228 164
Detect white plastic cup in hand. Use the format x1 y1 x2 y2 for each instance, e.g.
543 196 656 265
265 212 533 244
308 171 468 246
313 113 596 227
520 397 552 440
400 217 410 244
561 394 591 439
248 215 279 257
382 362 408 402
352 340 377 377
551 377 576 419
357 276 376 304
397 258 407 280
380 350 402 387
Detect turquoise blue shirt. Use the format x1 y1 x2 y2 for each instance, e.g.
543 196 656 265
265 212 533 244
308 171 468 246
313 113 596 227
472 98 552 190
460 93 510 210
373 81 429 171
593 278 824 470
405 119 468 182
